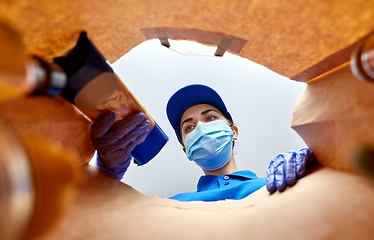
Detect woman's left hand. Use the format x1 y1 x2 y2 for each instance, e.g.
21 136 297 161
266 148 318 193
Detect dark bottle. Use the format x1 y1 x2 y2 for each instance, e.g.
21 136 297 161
54 32 168 165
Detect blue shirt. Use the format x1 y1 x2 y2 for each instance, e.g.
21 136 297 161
169 170 266 202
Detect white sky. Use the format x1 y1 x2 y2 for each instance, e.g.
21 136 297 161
107 39 306 198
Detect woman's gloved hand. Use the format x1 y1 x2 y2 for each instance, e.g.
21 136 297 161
91 112 150 180
266 148 318 193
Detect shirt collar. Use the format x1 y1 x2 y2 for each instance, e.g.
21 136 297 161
197 175 217 192
196 170 258 192
227 170 258 179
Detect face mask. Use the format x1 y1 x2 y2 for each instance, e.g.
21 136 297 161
184 120 234 171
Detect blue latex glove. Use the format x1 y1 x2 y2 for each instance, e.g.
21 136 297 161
266 148 317 193
91 112 150 180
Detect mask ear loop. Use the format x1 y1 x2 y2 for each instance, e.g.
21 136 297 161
228 122 237 148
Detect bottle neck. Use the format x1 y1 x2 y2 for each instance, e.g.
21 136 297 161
29 56 67 96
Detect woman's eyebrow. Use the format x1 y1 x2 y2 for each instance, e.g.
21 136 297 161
181 117 193 127
201 109 218 116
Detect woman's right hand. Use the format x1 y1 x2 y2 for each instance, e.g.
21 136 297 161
90 111 150 180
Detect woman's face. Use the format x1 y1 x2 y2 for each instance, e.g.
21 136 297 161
179 103 237 143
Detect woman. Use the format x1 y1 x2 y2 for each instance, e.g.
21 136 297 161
91 84 317 201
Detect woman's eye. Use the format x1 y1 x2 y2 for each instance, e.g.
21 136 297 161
185 125 194 133
207 115 216 121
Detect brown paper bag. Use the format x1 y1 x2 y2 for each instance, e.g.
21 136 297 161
292 63 374 173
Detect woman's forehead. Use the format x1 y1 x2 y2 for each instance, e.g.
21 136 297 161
180 103 220 121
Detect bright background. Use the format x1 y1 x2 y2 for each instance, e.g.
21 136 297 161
98 39 307 198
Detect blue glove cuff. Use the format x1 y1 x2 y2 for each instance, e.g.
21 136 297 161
95 155 131 180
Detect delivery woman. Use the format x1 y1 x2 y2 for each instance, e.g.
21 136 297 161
91 84 317 202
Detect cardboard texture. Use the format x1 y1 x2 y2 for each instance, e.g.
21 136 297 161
0 96 95 165
292 63 374 173
1 1 374 239
0 0 373 80
39 165 374 240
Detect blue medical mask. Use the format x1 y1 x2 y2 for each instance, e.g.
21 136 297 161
184 120 234 171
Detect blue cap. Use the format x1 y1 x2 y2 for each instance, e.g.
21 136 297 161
166 84 233 142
